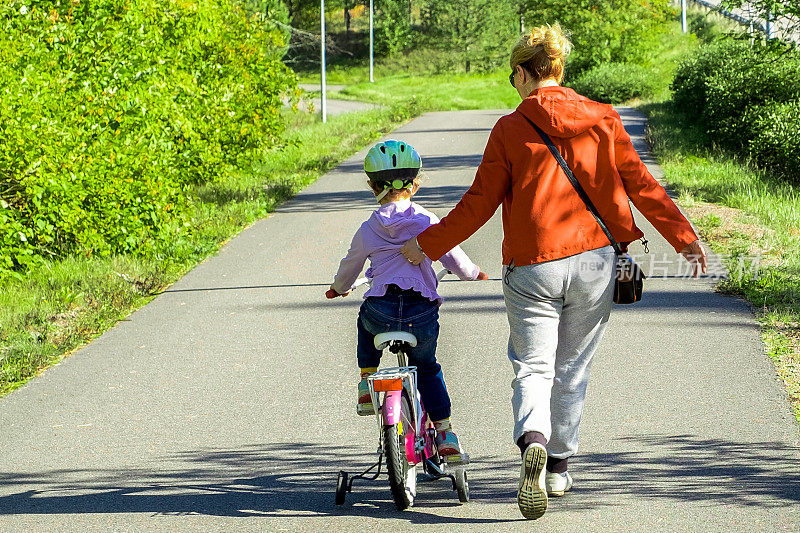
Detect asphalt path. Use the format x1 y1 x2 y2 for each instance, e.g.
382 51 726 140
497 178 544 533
1 109 799 531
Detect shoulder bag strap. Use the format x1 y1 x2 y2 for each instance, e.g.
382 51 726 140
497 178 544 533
520 113 623 255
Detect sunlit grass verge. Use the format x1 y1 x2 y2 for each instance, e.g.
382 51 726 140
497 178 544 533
642 100 800 422
306 70 521 111
0 102 421 397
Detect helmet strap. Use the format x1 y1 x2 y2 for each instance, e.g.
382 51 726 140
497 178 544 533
375 186 392 203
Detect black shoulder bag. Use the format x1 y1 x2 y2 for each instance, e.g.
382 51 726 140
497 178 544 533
521 115 645 304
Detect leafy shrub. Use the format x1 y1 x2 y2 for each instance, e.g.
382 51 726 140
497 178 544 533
671 39 800 180
0 0 296 279
746 102 800 183
568 62 658 103
704 48 800 145
671 39 754 112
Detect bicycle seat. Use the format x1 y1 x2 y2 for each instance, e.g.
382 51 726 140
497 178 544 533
374 332 417 351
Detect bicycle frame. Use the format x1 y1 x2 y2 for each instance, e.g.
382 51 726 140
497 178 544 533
367 350 434 466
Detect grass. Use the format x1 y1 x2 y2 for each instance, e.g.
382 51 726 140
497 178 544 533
0 102 422 396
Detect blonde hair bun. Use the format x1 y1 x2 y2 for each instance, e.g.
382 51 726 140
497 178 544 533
510 23 572 83
528 24 571 60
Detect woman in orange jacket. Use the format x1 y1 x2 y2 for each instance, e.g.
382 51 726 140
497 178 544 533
401 24 707 520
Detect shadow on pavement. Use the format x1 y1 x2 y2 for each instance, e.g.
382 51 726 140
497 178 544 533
276 184 470 214
0 436 797 521
0 443 519 524
573 434 800 509
246 289 752 316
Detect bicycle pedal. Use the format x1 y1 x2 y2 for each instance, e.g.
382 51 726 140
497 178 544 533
442 453 469 465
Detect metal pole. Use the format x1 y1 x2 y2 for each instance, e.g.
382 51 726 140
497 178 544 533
765 10 772 40
320 0 327 123
681 0 688 33
369 0 374 83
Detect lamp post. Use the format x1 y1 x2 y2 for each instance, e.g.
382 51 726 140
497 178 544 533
681 0 687 33
369 0 374 82
320 0 327 123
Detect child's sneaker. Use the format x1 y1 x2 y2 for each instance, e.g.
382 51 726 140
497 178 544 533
356 377 374 416
435 429 464 457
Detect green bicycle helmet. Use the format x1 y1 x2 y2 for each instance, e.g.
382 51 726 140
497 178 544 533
364 140 422 192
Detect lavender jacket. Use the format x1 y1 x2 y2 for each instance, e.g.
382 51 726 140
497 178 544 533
332 199 481 303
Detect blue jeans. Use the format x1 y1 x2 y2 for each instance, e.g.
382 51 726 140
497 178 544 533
357 286 451 422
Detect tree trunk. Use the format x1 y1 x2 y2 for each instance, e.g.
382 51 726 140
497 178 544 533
345 8 351 33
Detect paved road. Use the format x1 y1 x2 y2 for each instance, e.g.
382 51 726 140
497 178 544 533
1 109 798 531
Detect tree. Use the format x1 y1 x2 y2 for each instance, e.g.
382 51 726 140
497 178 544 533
519 0 672 75
375 0 413 56
425 0 519 72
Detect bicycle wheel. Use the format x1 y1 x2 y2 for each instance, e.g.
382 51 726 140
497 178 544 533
384 393 416 510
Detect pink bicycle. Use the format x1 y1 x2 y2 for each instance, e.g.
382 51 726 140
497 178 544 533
327 271 470 510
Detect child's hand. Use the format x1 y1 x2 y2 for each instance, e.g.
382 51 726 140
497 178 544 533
326 285 350 299
476 271 489 281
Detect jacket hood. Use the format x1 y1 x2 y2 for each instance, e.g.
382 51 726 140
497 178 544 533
370 199 419 241
517 86 613 138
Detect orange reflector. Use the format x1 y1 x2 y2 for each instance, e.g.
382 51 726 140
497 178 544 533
372 378 403 392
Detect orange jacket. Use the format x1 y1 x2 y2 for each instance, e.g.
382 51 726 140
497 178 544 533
417 86 698 265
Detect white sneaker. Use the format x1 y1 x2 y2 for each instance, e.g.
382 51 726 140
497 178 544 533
545 471 573 497
517 443 548 519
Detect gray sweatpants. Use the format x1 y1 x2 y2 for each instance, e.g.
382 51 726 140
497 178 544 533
503 246 616 460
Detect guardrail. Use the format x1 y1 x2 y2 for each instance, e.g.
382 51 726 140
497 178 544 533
688 0 799 43
690 0 768 35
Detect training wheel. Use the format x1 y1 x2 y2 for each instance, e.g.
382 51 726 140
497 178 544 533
335 471 348 505
453 468 469 503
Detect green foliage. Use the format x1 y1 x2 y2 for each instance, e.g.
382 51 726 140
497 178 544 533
721 0 800 39
746 101 800 180
671 40 754 111
420 0 519 72
520 0 673 76
0 0 296 279
375 0 413 56
671 39 800 180
568 63 658 103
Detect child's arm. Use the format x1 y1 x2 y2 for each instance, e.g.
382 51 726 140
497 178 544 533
330 226 369 296
438 245 482 281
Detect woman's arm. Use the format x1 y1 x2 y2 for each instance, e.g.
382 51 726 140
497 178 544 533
611 111 706 275
612 111 697 252
405 122 512 264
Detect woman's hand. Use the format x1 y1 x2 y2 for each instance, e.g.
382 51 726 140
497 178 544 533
401 237 426 265
680 239 707 278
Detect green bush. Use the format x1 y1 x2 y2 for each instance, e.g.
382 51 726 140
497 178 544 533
671 39 754 112
746 102 800 182
704 48 800 145
568 62 658 103
0 0 296 279
670 39 800 180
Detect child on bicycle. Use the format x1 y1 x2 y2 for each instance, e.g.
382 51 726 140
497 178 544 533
327 139 486 457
